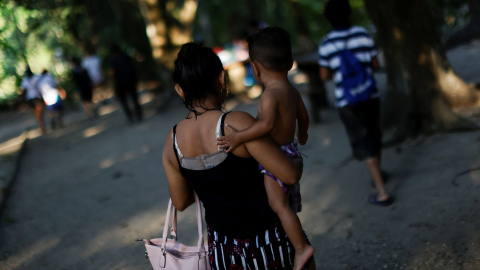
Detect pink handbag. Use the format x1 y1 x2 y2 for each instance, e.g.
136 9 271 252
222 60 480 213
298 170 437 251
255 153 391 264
141 193 210 270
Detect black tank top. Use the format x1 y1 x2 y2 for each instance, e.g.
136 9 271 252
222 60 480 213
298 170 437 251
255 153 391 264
173 113 278 238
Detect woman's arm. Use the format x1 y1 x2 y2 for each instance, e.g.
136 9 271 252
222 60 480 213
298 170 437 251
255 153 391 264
246 137 303 185
227 112 303 185
162 129 195 211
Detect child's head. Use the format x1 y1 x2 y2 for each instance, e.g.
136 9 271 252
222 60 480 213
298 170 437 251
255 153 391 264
247 26 293 73
173 42 226 112
324 0 352 28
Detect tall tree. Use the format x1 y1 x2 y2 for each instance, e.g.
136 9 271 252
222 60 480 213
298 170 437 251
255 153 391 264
289 0 329 123
136 0 197 70
107 0 160 82
363 0 479 139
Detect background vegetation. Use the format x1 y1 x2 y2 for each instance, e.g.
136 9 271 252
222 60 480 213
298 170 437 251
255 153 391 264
0 0 478 137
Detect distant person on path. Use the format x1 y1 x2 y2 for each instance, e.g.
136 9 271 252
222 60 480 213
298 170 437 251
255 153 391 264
36 69 66 129
216 27 314 269
164 42 315 270
318 0 393 206
71 57 94 118
20 67 45 133
82 48 106 104
109 45 143 124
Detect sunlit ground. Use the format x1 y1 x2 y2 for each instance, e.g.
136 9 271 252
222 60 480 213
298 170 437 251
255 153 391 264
2 53 480 269
0 134 26 156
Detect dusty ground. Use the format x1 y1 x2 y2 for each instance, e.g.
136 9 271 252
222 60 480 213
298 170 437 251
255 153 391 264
0 40 479 270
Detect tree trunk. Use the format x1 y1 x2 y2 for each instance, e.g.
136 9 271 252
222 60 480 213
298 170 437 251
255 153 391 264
363 0 479 139
444 0 480 49
107 0 160 82
136 0 197 70
196 0 214 45
289 0 329 123
84 0 102 49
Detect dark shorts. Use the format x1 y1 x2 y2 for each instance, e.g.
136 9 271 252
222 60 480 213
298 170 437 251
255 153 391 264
46 96 64 112
26 98 43 108
338 98 382 161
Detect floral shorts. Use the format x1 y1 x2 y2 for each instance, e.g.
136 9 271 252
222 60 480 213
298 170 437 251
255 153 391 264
259 140 302 213
207 223 295 270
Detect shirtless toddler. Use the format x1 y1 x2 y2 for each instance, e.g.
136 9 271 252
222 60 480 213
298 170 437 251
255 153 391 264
217 27 314 270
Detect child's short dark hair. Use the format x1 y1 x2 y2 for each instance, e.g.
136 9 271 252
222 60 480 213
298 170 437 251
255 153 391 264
324 0 352 28
247 27 293 72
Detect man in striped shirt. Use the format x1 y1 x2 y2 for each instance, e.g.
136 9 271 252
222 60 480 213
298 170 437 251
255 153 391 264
319 0 393 206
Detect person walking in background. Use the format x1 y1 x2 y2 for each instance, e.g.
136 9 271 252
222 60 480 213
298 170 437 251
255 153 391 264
36 69 66 130
20 67 45 133
319 0 393 206
71 57 94 118
82 47 106 104
109 45 143 124
216 27 314 269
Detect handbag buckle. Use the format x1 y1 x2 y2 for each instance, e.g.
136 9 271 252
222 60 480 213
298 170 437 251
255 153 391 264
159 248 167 268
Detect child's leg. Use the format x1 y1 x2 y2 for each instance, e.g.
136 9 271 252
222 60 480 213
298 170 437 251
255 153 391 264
264 175 314 270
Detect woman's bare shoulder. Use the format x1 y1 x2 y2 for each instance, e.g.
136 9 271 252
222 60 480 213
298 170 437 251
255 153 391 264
163 129 174 153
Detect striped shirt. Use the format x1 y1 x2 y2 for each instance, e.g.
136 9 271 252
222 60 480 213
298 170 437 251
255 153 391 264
318 26 379 107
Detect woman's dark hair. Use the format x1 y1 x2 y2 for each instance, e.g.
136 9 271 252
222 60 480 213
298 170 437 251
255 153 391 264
172 42 225 116
247 26 293 72
324 0 352 28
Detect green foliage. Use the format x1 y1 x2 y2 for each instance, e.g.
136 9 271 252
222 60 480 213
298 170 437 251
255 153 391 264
0 0 473 111
0 0 89 111
194 0 375 51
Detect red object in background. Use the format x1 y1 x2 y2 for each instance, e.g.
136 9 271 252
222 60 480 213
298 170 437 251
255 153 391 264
212 47 223 54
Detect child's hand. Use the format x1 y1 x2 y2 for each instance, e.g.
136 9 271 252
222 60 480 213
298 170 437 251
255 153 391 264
297 132 308 145
216 124 240 152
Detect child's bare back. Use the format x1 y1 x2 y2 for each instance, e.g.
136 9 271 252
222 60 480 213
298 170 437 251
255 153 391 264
258 82 304 146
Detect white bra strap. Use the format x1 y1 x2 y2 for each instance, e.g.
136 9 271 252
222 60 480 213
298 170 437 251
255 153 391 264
172 131 184 159
215 113 225 139
215 113 226 152
174 113 225 158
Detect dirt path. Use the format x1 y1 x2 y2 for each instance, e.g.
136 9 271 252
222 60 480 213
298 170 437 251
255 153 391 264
0 41 479 270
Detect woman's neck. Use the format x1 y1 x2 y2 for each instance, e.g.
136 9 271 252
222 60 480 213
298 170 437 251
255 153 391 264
187 96 223 117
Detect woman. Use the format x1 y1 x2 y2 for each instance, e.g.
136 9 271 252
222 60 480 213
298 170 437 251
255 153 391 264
163 42 315 270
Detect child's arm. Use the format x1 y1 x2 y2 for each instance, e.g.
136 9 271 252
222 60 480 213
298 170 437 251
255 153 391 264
296 97 309 145
217 93 278 152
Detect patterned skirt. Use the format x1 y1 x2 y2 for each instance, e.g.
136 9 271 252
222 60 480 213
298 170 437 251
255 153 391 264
207 223 295 270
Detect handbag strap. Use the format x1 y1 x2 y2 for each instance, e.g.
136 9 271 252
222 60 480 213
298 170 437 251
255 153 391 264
170 207 177 239
162 193 205 252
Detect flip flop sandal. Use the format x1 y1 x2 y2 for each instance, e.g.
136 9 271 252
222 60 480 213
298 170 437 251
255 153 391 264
368 194 394 207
